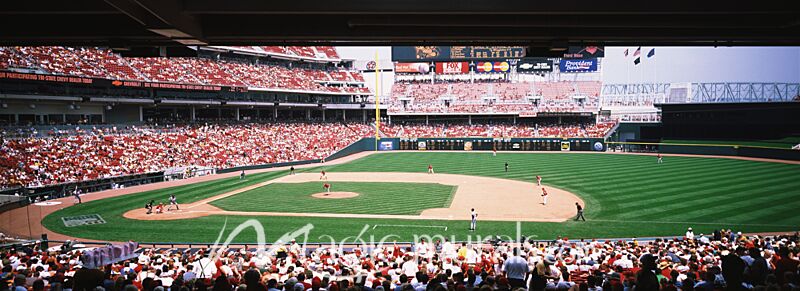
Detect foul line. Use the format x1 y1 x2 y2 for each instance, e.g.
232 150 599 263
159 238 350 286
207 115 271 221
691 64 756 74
372 224 448 231
588 219 796 228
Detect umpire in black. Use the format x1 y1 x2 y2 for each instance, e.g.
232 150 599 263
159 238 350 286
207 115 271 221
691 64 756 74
575 202 586 221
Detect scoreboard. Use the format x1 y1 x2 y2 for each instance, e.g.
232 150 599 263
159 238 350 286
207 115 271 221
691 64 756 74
392 46 525 61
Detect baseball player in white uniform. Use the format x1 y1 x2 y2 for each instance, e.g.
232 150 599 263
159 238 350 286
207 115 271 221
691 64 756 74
469 208 477 231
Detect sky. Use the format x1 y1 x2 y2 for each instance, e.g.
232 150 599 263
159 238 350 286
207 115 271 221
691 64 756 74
337 46 800 95
601 46 800 84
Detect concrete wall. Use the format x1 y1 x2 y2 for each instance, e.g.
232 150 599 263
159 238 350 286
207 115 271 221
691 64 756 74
2 101 104 115
104 104 141 124
0 100 105 124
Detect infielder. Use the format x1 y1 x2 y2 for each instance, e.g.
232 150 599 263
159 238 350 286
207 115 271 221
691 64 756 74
428 164 435 174
320 170 328 180
536 175 542 186
541 188 548 205
469 208 477 231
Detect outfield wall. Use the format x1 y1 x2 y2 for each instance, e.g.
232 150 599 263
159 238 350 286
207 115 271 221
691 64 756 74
391 137 606 152
610 142 800 161
217 160 320 174
326 138 380 161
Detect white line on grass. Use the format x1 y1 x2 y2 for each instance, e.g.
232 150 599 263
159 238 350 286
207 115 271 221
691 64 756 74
372 224 448 231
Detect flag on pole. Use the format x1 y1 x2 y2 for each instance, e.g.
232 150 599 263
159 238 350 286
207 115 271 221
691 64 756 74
634 57 641 65
647 48 656 58
633 47 641 57
623 48 629 57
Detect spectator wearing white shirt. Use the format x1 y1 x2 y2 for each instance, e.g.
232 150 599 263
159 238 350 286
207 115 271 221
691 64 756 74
400 256 418 278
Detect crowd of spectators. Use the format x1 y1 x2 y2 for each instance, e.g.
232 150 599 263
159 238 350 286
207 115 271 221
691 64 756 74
379 123 615 139
2 229 799 291
0 120 618 189
389 82 601 114
0 123 373 189
0 47 368 95
227 46 341 60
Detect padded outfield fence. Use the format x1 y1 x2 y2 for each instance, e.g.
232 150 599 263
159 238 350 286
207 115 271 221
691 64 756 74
608 141 800 161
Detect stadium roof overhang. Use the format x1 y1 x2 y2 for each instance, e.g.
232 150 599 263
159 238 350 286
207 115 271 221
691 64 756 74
2 0 799 50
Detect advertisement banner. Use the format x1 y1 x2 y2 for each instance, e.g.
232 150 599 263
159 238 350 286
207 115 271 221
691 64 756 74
435 62 469 74
392 46 525 61
111 80 228 91
562 46 605 59
394 62 430 74
592 141 605 151
378 141 394 151
559 59 598 72
516 58 553 73
398 137 603 152
0 71 93 85
475 61 511 73
0 71 246 92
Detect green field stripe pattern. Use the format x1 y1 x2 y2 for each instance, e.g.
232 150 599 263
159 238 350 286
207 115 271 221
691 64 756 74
210 182 456 215
41 170 296 241
661 137 800 149
42 152 800 242
326 152 800 225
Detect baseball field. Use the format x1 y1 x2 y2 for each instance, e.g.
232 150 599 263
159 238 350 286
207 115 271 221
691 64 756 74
37 151 800 243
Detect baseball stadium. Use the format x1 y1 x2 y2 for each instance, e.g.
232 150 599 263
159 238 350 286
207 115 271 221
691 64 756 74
1 2 800 291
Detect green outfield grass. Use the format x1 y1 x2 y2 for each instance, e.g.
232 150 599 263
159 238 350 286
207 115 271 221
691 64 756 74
42 152 800 243
211 182 455 215
661 137 800 149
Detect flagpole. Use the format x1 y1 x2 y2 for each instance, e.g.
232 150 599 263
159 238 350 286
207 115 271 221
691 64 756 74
374 51 380 151
655 51 658 97
639 50 644 84
651 48 656 84
626 48 631 100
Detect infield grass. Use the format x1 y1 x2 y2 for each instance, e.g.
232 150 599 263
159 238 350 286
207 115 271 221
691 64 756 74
211 182 455 215
42 152 800 243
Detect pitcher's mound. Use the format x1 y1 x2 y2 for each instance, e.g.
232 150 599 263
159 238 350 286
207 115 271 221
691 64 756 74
311 192 359 199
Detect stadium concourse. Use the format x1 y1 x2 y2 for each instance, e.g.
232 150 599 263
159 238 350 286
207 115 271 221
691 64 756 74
2 228 799 291
0 122 615 189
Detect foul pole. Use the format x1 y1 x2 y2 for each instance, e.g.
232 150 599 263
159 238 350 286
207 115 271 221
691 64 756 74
374 51 381 151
